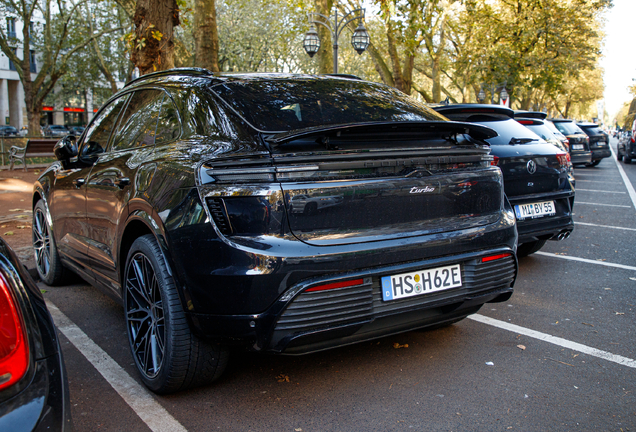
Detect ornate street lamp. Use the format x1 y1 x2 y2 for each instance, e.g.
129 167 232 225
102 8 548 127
303 26 320 58
303 5 369 74
477 88 486 103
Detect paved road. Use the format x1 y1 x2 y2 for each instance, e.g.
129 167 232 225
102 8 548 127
42 138 636 431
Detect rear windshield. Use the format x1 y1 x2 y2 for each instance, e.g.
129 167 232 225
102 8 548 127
473 118 542 146
210 78 446 132
580 125 604 136
524 123 557 141
553 121 584 135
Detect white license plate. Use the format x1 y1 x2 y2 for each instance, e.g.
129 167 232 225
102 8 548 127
381 264 462 301
572 144 584 150
514 201 556 220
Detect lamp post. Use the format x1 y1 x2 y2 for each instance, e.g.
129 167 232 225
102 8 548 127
303 5 369 74
477 83 509 105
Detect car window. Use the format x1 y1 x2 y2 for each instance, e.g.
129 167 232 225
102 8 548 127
525 124 556 141
80 94 129 158
581 125 604 135
553 121 584 135
470 118 542 146
111 89 164 152
154 94 181 145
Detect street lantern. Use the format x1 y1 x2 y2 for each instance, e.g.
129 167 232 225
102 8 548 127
477 88 486 103
499 87 509 102
304 5 368 74
351 23 369 55
303 26 320 58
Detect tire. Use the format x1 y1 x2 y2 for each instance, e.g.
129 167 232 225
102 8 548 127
32 200 67 285
124 235 229 394
588 160 601 167
517 239 547 257
616 151 623 161
304 202 318 215
625 156 632 164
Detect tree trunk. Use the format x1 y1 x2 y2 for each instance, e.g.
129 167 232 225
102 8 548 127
132 0 180 75
193 0 220 71
315 0 333 74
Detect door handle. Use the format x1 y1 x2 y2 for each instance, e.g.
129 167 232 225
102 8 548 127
115 177 130 189
73 178 85 188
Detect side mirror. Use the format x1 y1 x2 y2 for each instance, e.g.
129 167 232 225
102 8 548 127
54 135 78 169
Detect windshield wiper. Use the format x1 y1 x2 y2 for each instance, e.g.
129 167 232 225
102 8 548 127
508 137 535 145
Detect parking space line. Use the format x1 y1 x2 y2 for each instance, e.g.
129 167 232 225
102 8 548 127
575 202 632 208
574 221 636 231
535 252 636 271
575 189 625 193
46 301 187 432
610 145 636 210
468 314 636 369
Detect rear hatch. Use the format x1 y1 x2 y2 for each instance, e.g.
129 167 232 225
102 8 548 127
202 122 505 246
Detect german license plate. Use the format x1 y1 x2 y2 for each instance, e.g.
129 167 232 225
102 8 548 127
572 144 584 150
514 201 556 220
381 264 462 301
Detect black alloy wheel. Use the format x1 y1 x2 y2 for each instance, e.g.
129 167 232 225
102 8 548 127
517 239 547 257
32 200 66 285
124 235 229 394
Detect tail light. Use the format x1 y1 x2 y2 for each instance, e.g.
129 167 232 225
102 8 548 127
482 253 511 263
556 152 571 169
0 273 29 391
490 156 499 166
306 278 365 293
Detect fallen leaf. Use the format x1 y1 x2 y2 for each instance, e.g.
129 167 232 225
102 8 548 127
616 312 625 315
596 259 606 262
14 215 27 219
582 322 594 327
40 289 47 294
17 226 29 229
8 209 23 212
276 374 290 383
630 277 636 281
517 345 526 350
393 343 409 349
485 361 494 366
295 429 303 431
3 231 14 236
604 288 611 290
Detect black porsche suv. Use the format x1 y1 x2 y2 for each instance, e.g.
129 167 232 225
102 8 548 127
33 70 517 393
550 119 592 166
432 104 575 257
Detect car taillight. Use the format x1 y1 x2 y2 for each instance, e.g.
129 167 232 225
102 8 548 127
0 273 29 391
482 253 511 263
556 152 571 169
306 278 365 292
490 156 499 166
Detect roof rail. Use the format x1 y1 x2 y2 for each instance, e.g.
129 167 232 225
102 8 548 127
124 67 215 88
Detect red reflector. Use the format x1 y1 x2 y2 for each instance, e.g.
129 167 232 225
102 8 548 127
0 273 29 391
490 156 499 166
306 278 365 292
482 253 511 263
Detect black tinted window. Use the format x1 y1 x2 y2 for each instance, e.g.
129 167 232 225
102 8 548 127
580 125 604 136
476 119 542 146
111 89 164 152
155 94 181 145
81 94 129 157
211 78 446 132
525 123 556 141
554 121 584 135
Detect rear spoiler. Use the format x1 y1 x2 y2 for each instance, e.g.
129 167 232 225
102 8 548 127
262 121 498 146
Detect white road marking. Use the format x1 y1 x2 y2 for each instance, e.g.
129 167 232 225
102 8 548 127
469 314 636 369
575 189 625 194
610 145 636 210
575 221 636 231
575 202 632 208
535 252 636 272
46 301 187 432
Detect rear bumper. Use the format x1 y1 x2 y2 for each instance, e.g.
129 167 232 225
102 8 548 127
571 151 592 165
590 147 611 160
187 248 517 354
510 190 574 243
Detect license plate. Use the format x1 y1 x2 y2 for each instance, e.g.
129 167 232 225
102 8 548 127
381 264 462 301
572 144 584 150
514 201 556 220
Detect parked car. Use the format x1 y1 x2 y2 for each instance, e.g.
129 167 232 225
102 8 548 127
0 125 18 136
549 119 592 166
42 125 69 137
68 126 85 136
617 131 635 164
34 69 518 394
0 236 72 430
543 119 570 151
514 112 571 153
433 104 575 257
576 122 610 166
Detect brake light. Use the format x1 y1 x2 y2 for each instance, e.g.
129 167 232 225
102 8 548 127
306 278 365 292
490 156 499 166
517 120 533 125
482 253 511 263
0 273 29 391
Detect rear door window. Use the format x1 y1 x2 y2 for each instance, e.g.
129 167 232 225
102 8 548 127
80 94 129 158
